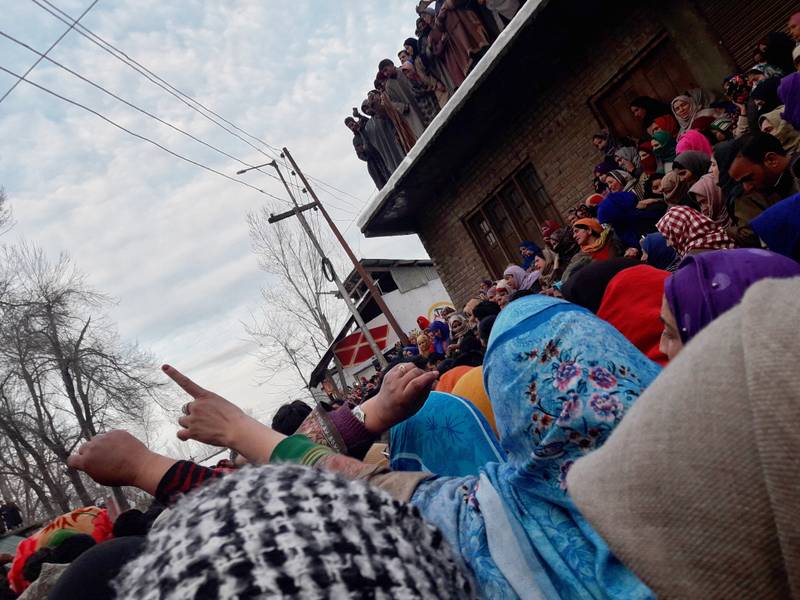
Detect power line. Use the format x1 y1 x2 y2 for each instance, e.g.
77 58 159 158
307 175 364 204
30 0 283 164
0 29 290 193
0 0 98 105
30 0 365 208
0 64 290 204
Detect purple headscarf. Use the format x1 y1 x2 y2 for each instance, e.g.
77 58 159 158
778 73 800 131
427 320 450 354
664 249 800 343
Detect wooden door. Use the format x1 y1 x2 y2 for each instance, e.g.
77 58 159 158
466 211 511 278
590 36 698 139
482 198 521 265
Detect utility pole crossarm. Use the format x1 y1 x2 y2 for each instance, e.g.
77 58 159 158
282 148 410 346
267 202 317 224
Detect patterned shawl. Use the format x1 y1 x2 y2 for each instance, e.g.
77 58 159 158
412 295 661 599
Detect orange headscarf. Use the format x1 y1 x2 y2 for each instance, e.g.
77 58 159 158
435 365 472 393
451 366 497 434
574 218 611 258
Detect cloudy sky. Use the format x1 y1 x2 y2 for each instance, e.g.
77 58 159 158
0 0 427 445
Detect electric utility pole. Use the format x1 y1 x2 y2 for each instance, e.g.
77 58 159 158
282 148 410 346
267 161 389 369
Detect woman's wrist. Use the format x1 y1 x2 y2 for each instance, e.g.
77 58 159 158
132 452 179 496
228 414 286 464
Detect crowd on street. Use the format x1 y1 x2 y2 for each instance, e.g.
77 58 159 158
2 9 800 600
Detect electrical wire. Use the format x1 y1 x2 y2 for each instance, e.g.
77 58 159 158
0 29 288 191
0 64 290 204
30 0 283 164
29 0 366 208
0 0 99 104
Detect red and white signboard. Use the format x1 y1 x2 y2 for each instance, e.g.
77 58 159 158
333 324 390 368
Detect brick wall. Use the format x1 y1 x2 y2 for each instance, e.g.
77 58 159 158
416 6 672 309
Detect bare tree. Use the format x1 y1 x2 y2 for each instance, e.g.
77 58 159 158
0 243 169 513
246 209 349 396
0 187 13 237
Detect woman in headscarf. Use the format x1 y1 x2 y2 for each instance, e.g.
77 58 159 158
650 114 680 138
572 218 614 261
758 106 800 154
605 169 645 199
427 320 450 355
531 247 559 289
390 388 503 477
548 226 580 281
494 279 511 307
636 141 659 177
674 129 713 157
640 232 681 271
518 240 541 271
778 72 800 130
671 89 715 138
451 366 497 434
650 130 677 171
598 191 665 253
750 76 783 116
659 170 691 206
591 130 633 168
672 151 711 185
659 248 800 359
560 258 640 314
709 117 734 142
751 193 800 261
629 96 671 133
540 220 561 244
689 173 730 228
614 147 642 177
568 277 800 599
447 312 469 348
416 333 433 358
656 205 735 257
434 365 473 394
503 264 540 292
593 161 613 195
596 265 670 365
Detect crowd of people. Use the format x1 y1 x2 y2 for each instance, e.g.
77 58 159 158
2 12 800 600
345 0 523 189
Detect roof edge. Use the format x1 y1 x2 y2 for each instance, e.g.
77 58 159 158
356 0 549 235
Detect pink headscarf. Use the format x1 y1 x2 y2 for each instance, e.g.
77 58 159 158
675 129 713 157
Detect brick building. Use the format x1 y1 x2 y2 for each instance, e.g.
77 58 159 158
357 0 797 308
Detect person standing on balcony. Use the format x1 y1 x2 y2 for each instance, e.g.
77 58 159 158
379 59 433 139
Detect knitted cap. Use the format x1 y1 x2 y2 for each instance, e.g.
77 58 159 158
114 464 473 599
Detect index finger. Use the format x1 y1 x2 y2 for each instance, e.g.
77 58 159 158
162 364 208 398
67 454 84 470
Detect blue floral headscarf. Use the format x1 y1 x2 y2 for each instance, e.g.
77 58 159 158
411 295 661 599
484 294 661 490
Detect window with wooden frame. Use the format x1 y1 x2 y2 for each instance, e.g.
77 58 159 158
463 163 561 278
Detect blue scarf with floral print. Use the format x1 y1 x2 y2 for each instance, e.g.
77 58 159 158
410 295 661 599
